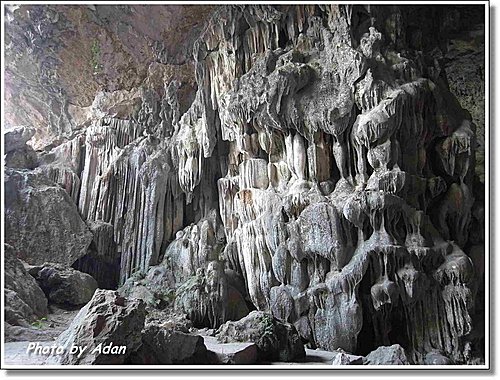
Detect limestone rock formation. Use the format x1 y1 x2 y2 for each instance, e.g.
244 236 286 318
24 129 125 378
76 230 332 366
3 4 485 366
48 290 146 365
216 311 305 362
423 351 453 365
5 168 93 266
440 7 485 183
4 126 36 152
331 351 364 365
204 336 259 365
129 322 208 364
72 221 121 289
4 244 48 326
4 126 39 169
364 344 410 365
28 263 98 306
118 212 249 328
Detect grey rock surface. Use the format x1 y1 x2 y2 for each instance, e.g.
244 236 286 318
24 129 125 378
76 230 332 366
424 351 453 365
3 342 53 366
216 311 305 362
5 306 80 343
331 351 364 365
5 323 56 343
364 344 410 365
5 168 93 266
4 126 36 153
47 289 146 365
4 244 48 327
119 213 249 329
5 147 39 169
129 323 207 364
29 263 98 306
4 127 39 169
203 336 258 365
72 220 121 289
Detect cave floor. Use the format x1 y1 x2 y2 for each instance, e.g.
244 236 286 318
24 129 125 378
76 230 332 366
2 341 339 366
5 305 80 343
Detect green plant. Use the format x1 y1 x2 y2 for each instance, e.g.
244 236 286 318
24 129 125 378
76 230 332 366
90 39 103 73
260 314 275 339
31 317 48 329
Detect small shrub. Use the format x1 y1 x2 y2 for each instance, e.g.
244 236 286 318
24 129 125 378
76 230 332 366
31 317 48 329
90 39 103 73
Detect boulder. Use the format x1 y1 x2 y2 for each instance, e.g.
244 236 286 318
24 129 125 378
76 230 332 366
4 126 39 170
204 336 258 364
146 309 194 333
4 168 93 266
119 283 156 307
364 344 411 365
129 323 207 364
4 244 48 326
331 350 364 365
29 263 98 306
5 146 38 169
47 290 146 365
424 351 453 365
216 311 305 362
4 126 36 153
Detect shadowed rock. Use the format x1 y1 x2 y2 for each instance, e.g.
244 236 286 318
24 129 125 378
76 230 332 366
4 244 48 327
5 168 93 266
29 263 98 306
216 311 305 362
129 323 207 364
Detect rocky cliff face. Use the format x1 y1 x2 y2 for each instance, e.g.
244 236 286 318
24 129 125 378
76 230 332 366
4 4 485 365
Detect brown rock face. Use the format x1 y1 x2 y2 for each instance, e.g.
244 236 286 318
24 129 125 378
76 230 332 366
5 4 213 148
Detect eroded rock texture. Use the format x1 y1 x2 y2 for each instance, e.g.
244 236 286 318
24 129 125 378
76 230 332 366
4 244 48 326
47 290 146 365
129 322 208 364
4 168 93 266
216 310 305 362
28 263 98 306
4 4 485 365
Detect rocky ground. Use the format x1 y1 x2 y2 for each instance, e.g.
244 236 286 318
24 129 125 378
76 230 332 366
3 4 486 367
2 337 362 366
5 305 80 343
1 295 419 366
